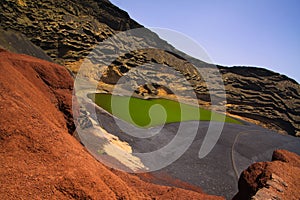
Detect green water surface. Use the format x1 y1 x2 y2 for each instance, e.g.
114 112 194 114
89 93 242 128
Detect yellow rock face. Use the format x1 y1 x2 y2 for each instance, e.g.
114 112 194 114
17 0 27 7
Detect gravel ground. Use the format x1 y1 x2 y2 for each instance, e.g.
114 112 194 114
92 108 300 199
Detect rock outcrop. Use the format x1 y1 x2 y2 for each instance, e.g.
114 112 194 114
1 0 299 136
233 149 300 200
221 67 300 136
0 49 223 199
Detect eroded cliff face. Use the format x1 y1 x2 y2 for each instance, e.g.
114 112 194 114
1 0 299 136
0 0 141 67
0 49 224 200
221 67 300 136
233 149 300 200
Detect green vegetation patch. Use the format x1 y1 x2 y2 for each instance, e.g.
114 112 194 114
89 93 242 128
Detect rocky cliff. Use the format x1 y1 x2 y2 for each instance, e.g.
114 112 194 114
0 0 141 66
1 0 299 136
0 49 223 200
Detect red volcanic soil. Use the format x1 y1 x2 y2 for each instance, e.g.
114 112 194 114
0 49 223 199
137 171 204 194
233 149 300 200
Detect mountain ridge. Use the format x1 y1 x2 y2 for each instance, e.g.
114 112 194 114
1 0 299 136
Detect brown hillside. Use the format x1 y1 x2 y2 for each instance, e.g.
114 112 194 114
0 49 223 199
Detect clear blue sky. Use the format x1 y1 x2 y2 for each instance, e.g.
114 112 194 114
110 0 300 83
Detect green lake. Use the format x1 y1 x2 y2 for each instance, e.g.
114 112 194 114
88 93 242 128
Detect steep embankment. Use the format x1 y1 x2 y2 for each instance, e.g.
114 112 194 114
0 49 223 200
233 149 300 200
0 28 53 62
1 0 299 136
